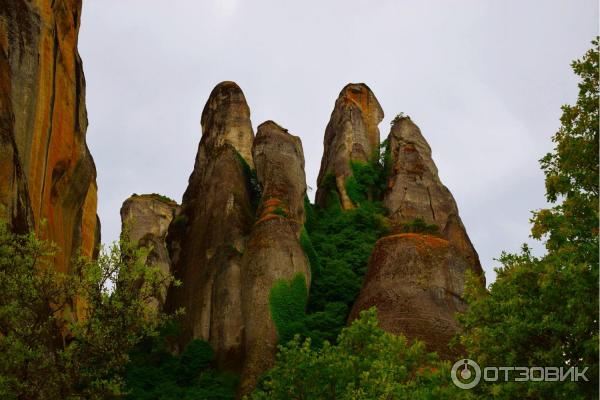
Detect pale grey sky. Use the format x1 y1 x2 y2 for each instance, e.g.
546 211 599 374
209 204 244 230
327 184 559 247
79 0 598 283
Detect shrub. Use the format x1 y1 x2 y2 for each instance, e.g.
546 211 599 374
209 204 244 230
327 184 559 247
125 326 238 400
235 152 262 213
399 217 440 235
150 193 177 204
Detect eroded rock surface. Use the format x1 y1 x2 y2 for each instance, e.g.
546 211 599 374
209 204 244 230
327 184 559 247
0 0 99 267
349 233 469 359
239 121 310 396
120 194 180 307
315 83 383 209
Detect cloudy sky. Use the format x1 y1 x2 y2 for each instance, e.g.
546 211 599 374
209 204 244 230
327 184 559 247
79 0 598 283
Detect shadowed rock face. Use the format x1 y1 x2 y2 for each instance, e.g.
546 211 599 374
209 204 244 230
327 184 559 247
165 82 255 370
0 0 99 267
120 194 180 308
349 233 469 359
315 83 384 209
239 121 310 396
384 117 482 274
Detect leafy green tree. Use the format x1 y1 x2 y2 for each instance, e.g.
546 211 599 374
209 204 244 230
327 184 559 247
249 308 474 400
124 326 238 400
0 221 174 399
459 39 599 399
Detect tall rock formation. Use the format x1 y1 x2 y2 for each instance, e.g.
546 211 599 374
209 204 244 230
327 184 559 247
120 194 180 308
166 85 312 396
315 83 383 209
0 0 99 268
350 116 484 359
239 121 310 396
165 81 256 369
383 116 482 271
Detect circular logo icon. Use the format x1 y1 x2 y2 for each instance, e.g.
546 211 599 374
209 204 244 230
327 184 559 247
451 359 481 389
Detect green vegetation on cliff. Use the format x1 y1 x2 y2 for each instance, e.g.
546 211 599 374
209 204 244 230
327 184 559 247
269 274 309 343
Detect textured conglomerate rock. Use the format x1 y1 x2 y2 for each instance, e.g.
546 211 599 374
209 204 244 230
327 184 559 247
239 121 310 397
165 82 256 370
349 233 470 359
120 194 180 308
350 116 484 359
315 83 384 209
0 0 99 268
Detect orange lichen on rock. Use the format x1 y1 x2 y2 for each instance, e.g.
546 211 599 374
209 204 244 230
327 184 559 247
255 213 284 226
350 232 471 359
0 0 99 273
381 233 450 249
315 83 383 210
262 198 282 208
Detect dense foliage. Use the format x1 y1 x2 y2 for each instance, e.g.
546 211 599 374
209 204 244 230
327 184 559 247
287 143 391 345
124 325 238 400
269 273 309 344
249 308 474 400
302 200 389 344
458 39 599 399
0 222 173 399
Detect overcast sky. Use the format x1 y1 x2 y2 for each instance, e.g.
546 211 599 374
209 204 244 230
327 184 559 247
79 0 597 284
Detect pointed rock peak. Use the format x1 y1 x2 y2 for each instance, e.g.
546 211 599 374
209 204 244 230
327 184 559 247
200 81 254 165
389 115 432 155
253 120 307 225
315 83 383 209
383 116 483 277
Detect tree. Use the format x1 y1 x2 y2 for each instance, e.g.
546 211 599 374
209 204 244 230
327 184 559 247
249 308 474 400
0 221 174 399
459 39 599 399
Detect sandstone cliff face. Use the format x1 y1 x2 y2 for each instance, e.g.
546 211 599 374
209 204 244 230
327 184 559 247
120 194 180 307
350 116 483 358
315 83 383 209
165 82 255 370
0 0 99 267
383 117 482 273
239 121 310 396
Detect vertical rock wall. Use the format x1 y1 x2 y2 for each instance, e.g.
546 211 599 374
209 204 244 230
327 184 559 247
0 0 99 270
